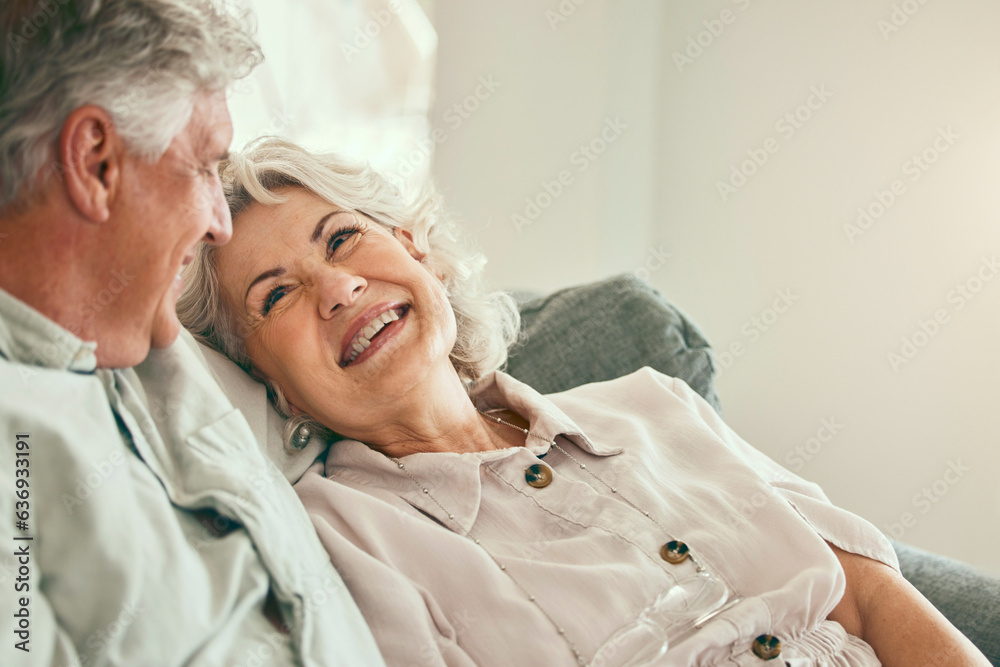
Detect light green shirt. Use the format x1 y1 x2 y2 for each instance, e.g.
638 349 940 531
0 287 384 666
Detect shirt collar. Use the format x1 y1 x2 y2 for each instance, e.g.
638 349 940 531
323 371 622 533
468 371 620 456
0 287 98 373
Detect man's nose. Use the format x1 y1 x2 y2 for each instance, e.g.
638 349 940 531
203 185 232 246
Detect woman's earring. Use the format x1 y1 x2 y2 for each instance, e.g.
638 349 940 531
293 424 311 449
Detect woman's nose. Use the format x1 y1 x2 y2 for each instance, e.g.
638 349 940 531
316 268 366 319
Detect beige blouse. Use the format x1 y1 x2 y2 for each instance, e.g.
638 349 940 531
295 368 898 666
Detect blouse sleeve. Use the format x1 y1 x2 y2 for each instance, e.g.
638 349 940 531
295 464 479 667
660 371 901 573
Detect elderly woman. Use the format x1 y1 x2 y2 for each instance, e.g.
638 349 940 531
178 138 986 667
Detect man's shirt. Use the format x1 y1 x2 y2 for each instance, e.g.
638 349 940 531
0 287 383 666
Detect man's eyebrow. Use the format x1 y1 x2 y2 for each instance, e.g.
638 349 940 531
310 210 351 244
245 267 286 302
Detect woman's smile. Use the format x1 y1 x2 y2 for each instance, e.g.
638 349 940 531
340 303 410 367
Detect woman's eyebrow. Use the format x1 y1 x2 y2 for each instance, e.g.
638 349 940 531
245 267 286 302
309 210 352 243
243 210 351 303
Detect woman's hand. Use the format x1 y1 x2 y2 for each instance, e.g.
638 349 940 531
825 542 989 666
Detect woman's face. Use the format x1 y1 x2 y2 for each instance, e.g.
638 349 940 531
215 187 457 437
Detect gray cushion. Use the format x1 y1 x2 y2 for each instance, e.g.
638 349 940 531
507 273 720 412
507 273 999 663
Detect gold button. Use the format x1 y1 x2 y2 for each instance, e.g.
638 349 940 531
525 464 552 488
659 540 689 564
752 635 781 660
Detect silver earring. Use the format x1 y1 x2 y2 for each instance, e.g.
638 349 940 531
293 424 311 449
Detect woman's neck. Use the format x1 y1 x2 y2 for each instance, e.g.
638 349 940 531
359 366 525 458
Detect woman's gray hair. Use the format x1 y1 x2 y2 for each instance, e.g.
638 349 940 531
0 0 262 211
178 137 521 446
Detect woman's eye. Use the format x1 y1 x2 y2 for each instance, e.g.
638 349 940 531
261 286 287 316
326 223 363 261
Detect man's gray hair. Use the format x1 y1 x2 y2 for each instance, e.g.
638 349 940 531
0 0 262 211
178 138 521 446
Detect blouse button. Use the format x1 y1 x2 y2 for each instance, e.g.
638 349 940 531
524 464 553 488
751 634 782 660
659 540 690 564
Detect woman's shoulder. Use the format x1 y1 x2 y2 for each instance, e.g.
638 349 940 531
543 366 689 405
540 366 710 427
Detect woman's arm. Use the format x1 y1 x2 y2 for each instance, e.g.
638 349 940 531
826 543 989 666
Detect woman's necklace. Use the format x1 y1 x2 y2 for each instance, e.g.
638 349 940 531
391 409 732 666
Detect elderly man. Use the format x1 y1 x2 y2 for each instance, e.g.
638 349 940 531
0 1 383 665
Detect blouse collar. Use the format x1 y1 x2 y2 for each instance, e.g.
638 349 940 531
323 371 621 532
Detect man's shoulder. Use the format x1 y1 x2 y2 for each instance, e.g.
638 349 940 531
0 358 132 519
131 330 270 469
0 355 111 429
131 329 240 436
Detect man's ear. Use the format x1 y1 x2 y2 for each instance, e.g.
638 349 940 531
59 106 124 223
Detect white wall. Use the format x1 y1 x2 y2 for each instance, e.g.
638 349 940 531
428 0 1000 574
229 0 437 184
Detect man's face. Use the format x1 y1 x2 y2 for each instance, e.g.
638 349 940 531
93 91 233 367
